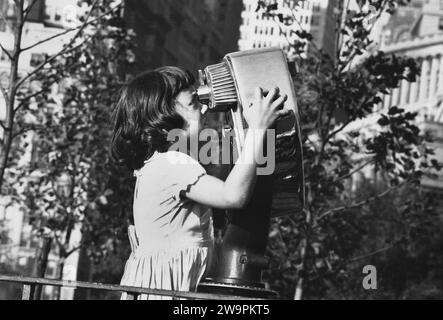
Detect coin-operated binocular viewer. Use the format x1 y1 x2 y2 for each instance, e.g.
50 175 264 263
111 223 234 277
196 48 305 298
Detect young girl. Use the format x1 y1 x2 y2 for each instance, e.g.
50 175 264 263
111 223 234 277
111 66 288 300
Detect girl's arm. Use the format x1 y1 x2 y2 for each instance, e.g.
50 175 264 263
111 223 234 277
185 87 289 210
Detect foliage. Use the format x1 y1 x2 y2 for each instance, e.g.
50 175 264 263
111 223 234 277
255 0 442 299
265 179 443 299
1 0 135 279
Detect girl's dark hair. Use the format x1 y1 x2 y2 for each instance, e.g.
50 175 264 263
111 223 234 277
111 66 195 170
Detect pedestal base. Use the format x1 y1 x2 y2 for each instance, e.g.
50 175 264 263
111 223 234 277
197 280 279 299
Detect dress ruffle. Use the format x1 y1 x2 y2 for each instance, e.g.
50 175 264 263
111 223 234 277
120 226 212 300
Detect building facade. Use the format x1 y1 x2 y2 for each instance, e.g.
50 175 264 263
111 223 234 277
379 0 443 189
123 0 243 74
347 0 443 189
238 0 338 60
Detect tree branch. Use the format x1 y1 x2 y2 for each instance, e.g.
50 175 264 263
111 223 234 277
0 9 9 27
20 1 122 53
0 84 8 106
15 34 92 90
325 119 352 142
321 94 373 154
283 0 321 54
23 0 38 21
14 76 60 112
339 0 388 73
317 181 405 221
308 240 402 284
15 0 121 89
65 245 82 258
305 135 319 153
335 158 375 183
336 0 350 65
294 238 307 300
21 27 78 53
12 124 45 139
346 242 398 264
267 0 321 59
0 43 12 60
315 104 335 166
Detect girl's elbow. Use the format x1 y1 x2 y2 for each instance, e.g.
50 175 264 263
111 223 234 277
225 193 249 210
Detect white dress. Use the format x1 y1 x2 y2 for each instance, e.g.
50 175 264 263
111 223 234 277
120 151 215 300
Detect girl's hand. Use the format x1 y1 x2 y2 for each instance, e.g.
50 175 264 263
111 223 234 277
243 87 289 130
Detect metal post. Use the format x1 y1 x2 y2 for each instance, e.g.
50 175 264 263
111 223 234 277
22 283 36 300
125 292 139 300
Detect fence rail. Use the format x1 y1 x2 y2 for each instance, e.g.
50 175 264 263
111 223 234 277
0 275 263 300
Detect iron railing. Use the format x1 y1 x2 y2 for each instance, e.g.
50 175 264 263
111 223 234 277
0 275 264 300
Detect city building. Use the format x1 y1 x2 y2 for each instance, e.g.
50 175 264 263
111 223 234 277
0 0 83 300
238 0 338 60
380 0 443 189
347 0 443 189
123 0 243 74
120 0 243 188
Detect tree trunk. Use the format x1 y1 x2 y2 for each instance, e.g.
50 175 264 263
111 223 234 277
294 238 307 300
31 236 52 300
294 277 304 300
56 257 65 300
56 219 74 300
0 0 24 192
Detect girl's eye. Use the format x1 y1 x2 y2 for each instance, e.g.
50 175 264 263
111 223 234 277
190 93 198 105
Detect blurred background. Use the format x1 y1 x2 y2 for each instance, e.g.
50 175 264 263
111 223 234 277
0 0 442 300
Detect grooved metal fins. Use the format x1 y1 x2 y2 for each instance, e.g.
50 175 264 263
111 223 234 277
206 62 238 109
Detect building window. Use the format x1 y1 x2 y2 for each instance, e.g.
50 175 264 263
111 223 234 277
439 17 443 31
436 57 441 95
30 53 46 67
1 230 9 245
311 15 320 26
54 10 61 21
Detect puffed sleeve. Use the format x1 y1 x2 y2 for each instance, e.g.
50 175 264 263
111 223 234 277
166 151 207 202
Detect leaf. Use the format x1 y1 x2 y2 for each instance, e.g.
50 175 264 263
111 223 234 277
388 106 404 115
267 3 278 11
378 115 390 126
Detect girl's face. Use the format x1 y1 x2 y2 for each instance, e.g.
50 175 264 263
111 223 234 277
175 86 206 136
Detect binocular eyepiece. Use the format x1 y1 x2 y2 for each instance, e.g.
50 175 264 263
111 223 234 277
195 62 239 113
